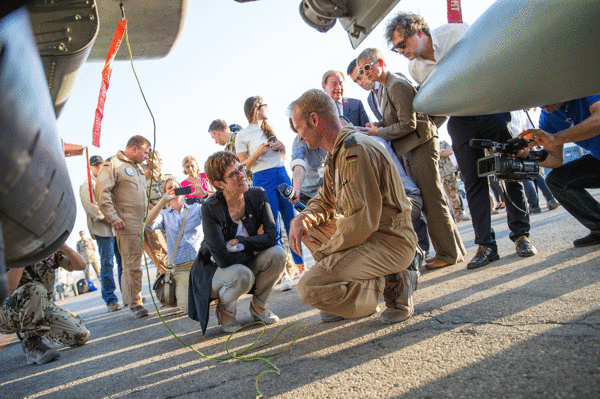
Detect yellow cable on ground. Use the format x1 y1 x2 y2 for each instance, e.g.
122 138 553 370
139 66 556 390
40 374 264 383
121 12 307 398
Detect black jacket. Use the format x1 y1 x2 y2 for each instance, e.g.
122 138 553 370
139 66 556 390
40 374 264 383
187 187 277 334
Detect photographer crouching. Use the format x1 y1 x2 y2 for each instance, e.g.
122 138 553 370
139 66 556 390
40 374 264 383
517 94 600 247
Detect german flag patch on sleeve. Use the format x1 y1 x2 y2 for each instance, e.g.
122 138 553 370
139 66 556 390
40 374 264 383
346 155 358 163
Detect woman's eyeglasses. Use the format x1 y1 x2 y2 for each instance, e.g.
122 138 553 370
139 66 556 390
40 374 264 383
224 164 247 180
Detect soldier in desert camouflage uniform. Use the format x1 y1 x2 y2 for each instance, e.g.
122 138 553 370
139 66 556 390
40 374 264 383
0 244 90 365
76 230 101 280
141 150 170 275
439 140 470 222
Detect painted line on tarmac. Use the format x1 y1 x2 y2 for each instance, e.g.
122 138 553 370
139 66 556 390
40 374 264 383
0 334 17 354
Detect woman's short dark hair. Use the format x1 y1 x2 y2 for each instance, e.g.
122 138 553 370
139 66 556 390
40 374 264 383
205 151 239 191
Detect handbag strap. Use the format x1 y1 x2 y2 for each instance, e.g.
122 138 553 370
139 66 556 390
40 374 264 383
168 206 190 267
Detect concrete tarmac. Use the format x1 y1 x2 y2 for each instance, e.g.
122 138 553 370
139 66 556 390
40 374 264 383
1 192 599 399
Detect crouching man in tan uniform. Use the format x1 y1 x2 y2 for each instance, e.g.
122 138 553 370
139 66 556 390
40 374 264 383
288 89 421 324
96 135 151 318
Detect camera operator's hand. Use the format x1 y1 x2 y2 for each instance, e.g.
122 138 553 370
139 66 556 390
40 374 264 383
513 148 529 160
519 129 557 149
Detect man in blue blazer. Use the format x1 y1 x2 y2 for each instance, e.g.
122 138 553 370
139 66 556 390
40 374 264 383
322 70 370 127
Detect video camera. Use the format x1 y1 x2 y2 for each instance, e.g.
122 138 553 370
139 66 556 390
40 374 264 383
470 138 548 181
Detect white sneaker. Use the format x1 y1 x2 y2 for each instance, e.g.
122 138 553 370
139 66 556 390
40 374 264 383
279 276 293 291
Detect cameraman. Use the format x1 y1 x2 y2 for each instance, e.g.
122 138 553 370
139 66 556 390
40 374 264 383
518 95 600 247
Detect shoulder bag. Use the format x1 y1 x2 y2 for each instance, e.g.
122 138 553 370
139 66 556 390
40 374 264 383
153 206 190 308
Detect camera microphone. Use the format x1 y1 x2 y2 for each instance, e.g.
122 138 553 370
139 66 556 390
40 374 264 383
278 183 305 212
469 139 494 149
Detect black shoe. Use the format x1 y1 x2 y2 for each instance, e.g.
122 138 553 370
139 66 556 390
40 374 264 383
515 236 537 257
528 207 542 214
573 232 600 248
467 245 500 269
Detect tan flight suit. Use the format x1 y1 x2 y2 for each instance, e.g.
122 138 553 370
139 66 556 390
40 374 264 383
96 151 148 308
143 171 170 275
296 127 418 319
0 252 90 346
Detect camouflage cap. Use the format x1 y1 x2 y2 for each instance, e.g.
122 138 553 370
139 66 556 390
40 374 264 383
89 155 104 165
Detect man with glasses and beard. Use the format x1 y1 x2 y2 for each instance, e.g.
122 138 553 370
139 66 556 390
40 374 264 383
384 12 537 269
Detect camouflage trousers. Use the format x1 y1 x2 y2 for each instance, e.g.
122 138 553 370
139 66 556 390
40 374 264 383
0 282 89 347
143 229 169 275
84 259 101 281
441 173 463 218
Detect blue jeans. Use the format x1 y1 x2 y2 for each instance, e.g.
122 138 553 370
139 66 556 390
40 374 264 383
523 180 539 211
253 166 304 265
546 154 600 232
524 175 557 210
95 236 123 305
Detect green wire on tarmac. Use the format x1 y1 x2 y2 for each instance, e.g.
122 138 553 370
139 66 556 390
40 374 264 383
122 18 308 398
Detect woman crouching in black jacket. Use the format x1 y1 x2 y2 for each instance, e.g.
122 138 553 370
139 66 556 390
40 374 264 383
188 151 286 334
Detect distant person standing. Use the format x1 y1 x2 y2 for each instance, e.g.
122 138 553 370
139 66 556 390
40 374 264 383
79 155 122 312
180 156 212 205
76 231 101 281
236 96 305 272
96 135 151 318
208 119 237 154
322 70 370 127
208 119 253 183
141 150 171 276
439 140 471 222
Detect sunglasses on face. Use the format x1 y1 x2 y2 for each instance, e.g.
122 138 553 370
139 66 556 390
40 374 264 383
258 104 268 109
359 60 379 75
391 36 409 53
224 164 247 180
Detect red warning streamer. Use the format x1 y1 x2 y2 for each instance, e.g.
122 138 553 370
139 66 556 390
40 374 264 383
447 0 463 23
85 146 94 204
92 19 127 148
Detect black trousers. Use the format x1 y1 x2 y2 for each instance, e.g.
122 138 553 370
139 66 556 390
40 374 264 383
447 113 530 249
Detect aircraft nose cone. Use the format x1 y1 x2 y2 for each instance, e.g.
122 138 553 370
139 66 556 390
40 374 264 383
413 0 600 117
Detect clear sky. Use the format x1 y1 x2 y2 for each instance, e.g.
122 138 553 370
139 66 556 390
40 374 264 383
58 0 499 247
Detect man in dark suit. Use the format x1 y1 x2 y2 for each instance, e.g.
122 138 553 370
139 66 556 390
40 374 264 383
322 70 370 127
358 48 466 270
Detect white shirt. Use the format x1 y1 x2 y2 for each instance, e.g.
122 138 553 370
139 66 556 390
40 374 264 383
235 124 284 173
408 23 470 85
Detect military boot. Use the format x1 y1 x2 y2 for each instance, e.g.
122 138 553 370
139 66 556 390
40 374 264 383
381 266 418 324
22 335 60 365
